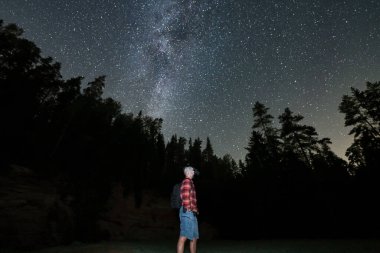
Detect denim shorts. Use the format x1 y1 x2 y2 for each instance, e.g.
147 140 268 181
179 206 199 240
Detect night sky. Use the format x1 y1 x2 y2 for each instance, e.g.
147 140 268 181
1 0 379 161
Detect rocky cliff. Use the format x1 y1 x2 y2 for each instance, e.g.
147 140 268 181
0 166 217 250
0 165 74 249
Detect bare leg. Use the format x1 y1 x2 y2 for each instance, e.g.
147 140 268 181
190 239 197 253
177 236 187 253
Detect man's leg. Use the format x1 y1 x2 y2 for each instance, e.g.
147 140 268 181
177 236 187 253
190 239 197 253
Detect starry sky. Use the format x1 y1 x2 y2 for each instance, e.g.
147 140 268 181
1 0 379 161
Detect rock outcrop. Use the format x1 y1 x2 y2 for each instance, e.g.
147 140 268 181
98 183 179 240
0 166 218 250
0 165 74 249
98 183 218 240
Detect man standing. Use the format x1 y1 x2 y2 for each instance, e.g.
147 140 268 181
177 166 199 253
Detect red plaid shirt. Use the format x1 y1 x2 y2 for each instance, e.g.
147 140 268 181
180 178 198 213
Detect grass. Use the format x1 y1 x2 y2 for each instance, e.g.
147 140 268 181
3 239 380 253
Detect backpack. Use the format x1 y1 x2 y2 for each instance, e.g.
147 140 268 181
170 182 182 209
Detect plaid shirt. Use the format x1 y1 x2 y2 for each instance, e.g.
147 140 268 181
180 177 198 213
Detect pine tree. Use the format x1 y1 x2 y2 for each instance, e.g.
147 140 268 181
278 108 318 169
339 82 380 173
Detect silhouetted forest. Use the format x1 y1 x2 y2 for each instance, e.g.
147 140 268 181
1 20 380 247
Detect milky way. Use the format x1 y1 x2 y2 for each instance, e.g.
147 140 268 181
1 0 379 161
130 0 210 118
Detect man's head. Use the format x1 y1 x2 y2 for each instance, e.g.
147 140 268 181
184 166 199 178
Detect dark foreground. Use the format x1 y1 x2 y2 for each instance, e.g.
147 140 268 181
3 239 380 253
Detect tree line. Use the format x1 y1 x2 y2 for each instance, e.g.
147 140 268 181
0 20 237 241
1 20 380 241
